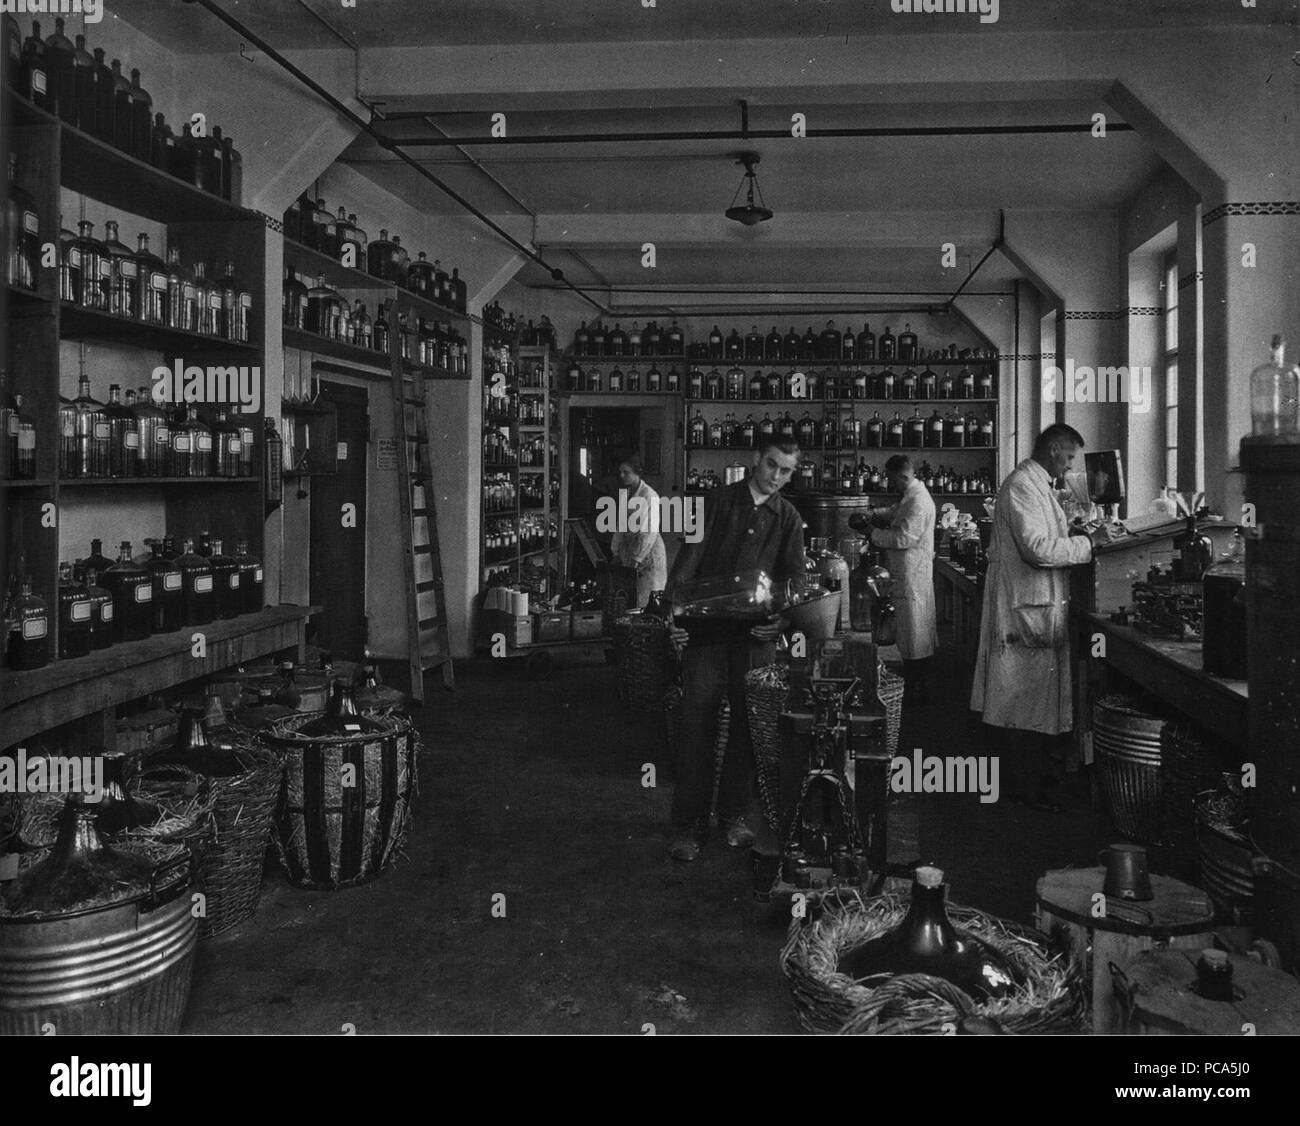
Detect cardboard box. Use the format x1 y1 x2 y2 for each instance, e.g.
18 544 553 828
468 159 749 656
482 610 533 649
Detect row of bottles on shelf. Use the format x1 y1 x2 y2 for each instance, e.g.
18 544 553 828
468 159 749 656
572 320 686 357
484 517 520 558
687 407 995 450
4 534 264 671
520 361 550 389
483 429 517 466
520 514 557 552
1 381 37 479
54 373 257 479
519 436 558 467
483 472 517 512
686 460 993 497
282 193 468 312
6 17 243 201
520 476 558 509
696 322 995 364
517 396 557 426
486 514 557 558
564 361 681 394
685 363 994 401
283 267 470 371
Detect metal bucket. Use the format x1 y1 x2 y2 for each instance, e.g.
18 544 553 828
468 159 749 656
269 712 419 889
1195 793 1255 921
1093 696 1165 844
0 850 196 1035
789 494 873 542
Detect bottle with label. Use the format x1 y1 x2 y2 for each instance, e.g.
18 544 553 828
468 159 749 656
887 412 905 448
20 21 50 110
2 380 35 480
797 412 816 448
759 413 775 440
764 326 783 361
708 325 723 359
689 410 706 447
183 405 213 476
109 57 133 154
43 17 75 123
626 322 642 357
920 364 938 400
978 366 995 399
56 217 80 303
626 365 642 393
103 384 139 477
150 112 176 172
900 367 919 400
878 325 896 363
99 220 137 318
781 326 799 360
299 679 385 739
128 233 167 325
642 321 659 355
865 411 884 449
898 323 918 363
960 364 976 399
842 327 857 362
56 562 91 659
212 409 242 478
130 384 169 476
938 367 956 400
945 409 966 448
906 408 926 447
78 568 112 651
880 368 896 401
6 578 51 669
608 365 624 393
69 373 108 478
779 412 797 442
6 153 39 292
1202 530 1248 680
665 319 683 355
1250 335 1300 435
765 369 784 400
234 541 263 614
926 409 944 449
608 323 627 356
174 538 215 625
586 365 603 392
191 260 222 335
842 415 861 450
745 370 763 400
708 418 724 449
127 68 152 162
71 220 109 311
857 324 876 363
796 326 814 361
819 320 842 360
838 866 1022 1000
979 414 994 448
207 539 241 620
724 364 744 401
101 541 152 642
142 541 183 634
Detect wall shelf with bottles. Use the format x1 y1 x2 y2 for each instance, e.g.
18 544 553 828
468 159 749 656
3 79 274 721
283 324 390 372
679 356 997 367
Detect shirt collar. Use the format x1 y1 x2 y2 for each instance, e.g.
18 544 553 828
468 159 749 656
1022 458 1051 487
747 480 771 508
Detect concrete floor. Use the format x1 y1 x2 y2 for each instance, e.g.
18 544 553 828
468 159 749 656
183 646 1113 1035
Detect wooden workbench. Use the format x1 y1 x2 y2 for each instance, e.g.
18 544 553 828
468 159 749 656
933 557 982 658
1 604 319 750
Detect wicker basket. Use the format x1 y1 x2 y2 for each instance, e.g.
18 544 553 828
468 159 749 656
600 563 639 632
781 888 1085 1035
1161 725 1227 879
877 663 904 760
618 613 674 713
746 665 791 831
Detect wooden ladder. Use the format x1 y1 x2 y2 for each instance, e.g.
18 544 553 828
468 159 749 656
387 300 454 702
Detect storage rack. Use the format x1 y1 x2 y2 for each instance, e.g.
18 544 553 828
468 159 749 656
1 89 314 753
516 345 560 601
480 320 521 587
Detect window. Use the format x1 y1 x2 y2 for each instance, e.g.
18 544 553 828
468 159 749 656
1163 252 1179 488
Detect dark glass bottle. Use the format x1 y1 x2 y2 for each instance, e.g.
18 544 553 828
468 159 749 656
58 216 80 302
143 541 183 634
83 568 112 651
90 47 112 141
842 326 857 361
102 220 137 319
898 322 918 363
926 409 944 449
3 11 21 94
906 408 926 447
818 320 842 360
725 327 743 360
920 365 938 400
765 326 783 361
134 233 167 325
109 58 133 154
43 17 75 123
6 578 51 669
70 33 95 131
150 112 176 171
57 561 91 659
175 538 215 625
127 68 152 162
165 246 187 330
212 409 242 478
299 679 385 738
6 153 39 292
858 323 876 362
878 325 896 363
20 21 50 111
666 319 684 355
708 325 723 360
838 867 1022 1000
1173 516 1213 582
283 265 308 330
80 538 113 579
102 541 152 642
800 325 818 360
104 384 139 477
208 539 241 620
235 540 263 614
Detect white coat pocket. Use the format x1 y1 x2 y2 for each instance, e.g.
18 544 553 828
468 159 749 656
1008 602 1065 648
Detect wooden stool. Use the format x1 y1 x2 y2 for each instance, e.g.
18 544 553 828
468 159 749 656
1115 949 1300 1035
1036 867 1215 1034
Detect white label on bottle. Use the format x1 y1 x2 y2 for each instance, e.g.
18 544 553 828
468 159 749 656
151 272 168 292
124 431 140 449
68 248 81 268
23 616 48 640
134 583 152 604
229 573 240 589
229 439 242 454
119 260 137 278
155 426 170 445
5 417 16 437
194 575 213 594
94 422 110 440
208 293 222 309
18 429 34 450
173 434 192 452
163 572 182 592
98 260 111 278
197 434 213 452
101 602 113 622
31 71 45 95
254 567 263 583
23 210 38 235
61 413 75 436
71 600 91 622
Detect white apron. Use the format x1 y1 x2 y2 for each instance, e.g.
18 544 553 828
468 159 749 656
970 459 1093 734
610 479 668 607
870 477 938 660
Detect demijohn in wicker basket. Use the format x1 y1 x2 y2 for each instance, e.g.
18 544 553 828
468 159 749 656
781 887 1085 1035
618 612 675 713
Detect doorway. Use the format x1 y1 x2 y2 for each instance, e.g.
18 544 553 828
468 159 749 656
309 380 369 657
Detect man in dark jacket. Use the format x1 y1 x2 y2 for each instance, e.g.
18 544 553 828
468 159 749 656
664 440 806 861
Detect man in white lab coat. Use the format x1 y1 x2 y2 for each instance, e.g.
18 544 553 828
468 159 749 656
970 424 1112 809
851 455 938 705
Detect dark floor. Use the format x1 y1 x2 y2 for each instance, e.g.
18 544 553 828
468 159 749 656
182 644 1113 1035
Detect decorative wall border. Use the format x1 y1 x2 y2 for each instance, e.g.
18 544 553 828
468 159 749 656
1003 352 1056 362
1128 306 1162 317
1178 270 1203 291
1203 202 1300 226
1064 310 1125 320
263 214 284 233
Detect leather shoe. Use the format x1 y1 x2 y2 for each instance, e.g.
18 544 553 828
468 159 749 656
670 819 709 862
719 816 756 849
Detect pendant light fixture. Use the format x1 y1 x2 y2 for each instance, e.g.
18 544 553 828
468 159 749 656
724 152 773 226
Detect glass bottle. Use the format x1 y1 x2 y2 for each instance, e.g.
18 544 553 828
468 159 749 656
898 322 918 363
900 367 918 400
938 367 956 400
130 233 167 325
182 404 213 476
101 540 152 642
6 578 51 669
2 380 31 479
665 366 681 394
235 541 263 614
759 413 775 440
906 408 926 447
960 364 976 399
708 417 724 449
264 419 284 508
20 20 50 111
131 385 169 476
626 365 642 393
57 216 80 303
726 364 745 401
149 112 176 171
208 539 241 620
887 411 905 448
666 319 684 355
842 414 861 450
626 321 643 357
646 363 662 393
305 274 342 338
281 264 309 330
407 249 434 296
880 368 896 401
841 326 857 362
353 301 373 351
838 867 1021 999
299 679 385 738
708 325 723 359
1250 335 1300 435
6 153 39 292
101 220 137 318
44 17 76 124
608 364 624 393
89 46 113 141
864 410 884 449
760 326 779 361
574 321 590 356
71 220 110 310
857 323 876 362
192 260 222 335
127 68 152 162
949 410 967 448
978 366 994 399
919 364 938 400
689 410 706 447
1173 515 1213 582
448 266 467 313
878 325 896 363
70 372 107 478
80 568 112 651
818 320 842 360
175 537 215 625
109 57 133 154
925 409 944 449
56 561 91 659
143 540 183 634
102 384 138 477
212 409 243 478
1202 531 1248 679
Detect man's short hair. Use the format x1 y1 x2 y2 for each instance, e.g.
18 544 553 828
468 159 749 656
884 455 912 475
758 438 801 459
1032 423 1086 459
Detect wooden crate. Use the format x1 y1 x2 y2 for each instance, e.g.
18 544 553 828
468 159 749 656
571 610 604 640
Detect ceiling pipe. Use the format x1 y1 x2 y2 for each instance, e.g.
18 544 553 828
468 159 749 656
182 0 610 316
946 210 1006 310
374 122 1135 146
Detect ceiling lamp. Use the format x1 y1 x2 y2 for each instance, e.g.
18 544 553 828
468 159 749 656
725 152 773 226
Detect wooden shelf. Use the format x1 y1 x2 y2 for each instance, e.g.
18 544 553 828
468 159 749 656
283 325 390 370
686 444 994 453
60 303 260 354
283 238 391 295
686 397 998 406
394 287 469 325
57 476 259 488
672 356 998 367
1 605 319 748
0 478 53 489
